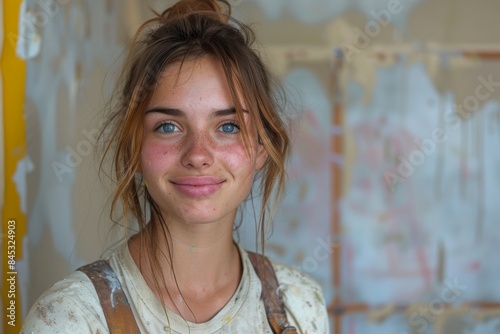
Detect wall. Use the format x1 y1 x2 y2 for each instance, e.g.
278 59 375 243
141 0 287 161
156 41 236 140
235 1 500 332
6 0 500 333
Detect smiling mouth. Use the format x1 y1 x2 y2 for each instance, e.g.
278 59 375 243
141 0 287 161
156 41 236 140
170 178 225 197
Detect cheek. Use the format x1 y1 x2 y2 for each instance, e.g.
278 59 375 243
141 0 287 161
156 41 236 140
140 140 176 176
219 143 256 177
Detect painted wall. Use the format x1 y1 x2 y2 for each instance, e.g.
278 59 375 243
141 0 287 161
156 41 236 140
9 0 500 333
1 1 28 333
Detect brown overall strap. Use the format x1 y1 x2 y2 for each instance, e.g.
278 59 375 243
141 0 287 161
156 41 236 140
78 260 141 334
247 252 298 334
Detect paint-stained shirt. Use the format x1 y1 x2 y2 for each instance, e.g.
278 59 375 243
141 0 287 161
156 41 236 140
22 243 329 333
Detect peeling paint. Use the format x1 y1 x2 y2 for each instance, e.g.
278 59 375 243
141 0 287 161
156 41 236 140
15 1 42 59
13 155 34 214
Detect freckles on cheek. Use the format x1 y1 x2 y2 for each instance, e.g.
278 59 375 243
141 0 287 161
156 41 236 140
141 141 171 173
220 145 246 165
221 144 256 177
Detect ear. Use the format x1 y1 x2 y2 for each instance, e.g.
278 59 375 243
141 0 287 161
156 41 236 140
255 141 268 171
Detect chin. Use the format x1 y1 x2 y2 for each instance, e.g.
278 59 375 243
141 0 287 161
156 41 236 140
168 207 235 226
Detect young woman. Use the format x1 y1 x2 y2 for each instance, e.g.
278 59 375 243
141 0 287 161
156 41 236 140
22 0 329 333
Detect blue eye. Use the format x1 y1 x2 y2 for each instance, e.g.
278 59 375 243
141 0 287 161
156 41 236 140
156 122 179 133
219 122 240 134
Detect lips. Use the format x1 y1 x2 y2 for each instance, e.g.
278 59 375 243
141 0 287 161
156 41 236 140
170 177 225 197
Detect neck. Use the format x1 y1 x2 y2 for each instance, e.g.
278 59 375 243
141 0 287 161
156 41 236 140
128 213 243 322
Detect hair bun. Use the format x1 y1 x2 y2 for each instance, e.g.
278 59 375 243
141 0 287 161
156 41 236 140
166 0 230 22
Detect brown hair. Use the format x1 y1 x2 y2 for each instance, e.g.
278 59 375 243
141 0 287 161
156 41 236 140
99 0 290 321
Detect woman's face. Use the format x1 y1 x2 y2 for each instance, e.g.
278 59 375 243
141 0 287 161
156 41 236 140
140 57 267 226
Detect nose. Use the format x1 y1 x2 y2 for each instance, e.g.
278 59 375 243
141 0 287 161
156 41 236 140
181 132 214 169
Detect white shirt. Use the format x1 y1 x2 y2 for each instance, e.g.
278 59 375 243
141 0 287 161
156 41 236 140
22 243 329 333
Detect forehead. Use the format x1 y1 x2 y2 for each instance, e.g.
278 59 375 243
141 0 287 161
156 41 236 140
148 57 233 110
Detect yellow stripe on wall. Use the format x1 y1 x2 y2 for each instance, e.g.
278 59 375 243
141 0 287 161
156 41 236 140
1 0 27 333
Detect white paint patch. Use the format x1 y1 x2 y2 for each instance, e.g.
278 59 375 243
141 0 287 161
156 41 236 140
252 0 421 30
356 0 422 33
253 0 286 20
16 1 42 59
26 0 122 269
249 69 334 303
342 61 500 316
13 155 34 214
288 0 350 24
253 0 350 23
464 318 500 334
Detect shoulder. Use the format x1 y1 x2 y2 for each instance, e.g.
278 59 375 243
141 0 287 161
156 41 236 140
271 260 323 296
22 269 108 334
270 259 330 334
241 248 330 334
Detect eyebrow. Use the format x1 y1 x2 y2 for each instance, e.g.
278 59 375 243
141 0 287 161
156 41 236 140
145 107 248 118
145 107 184 117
